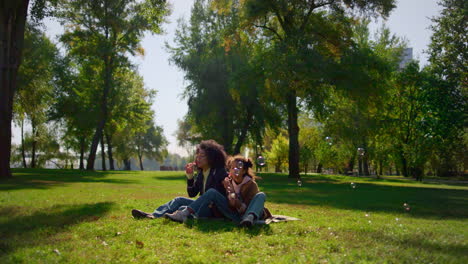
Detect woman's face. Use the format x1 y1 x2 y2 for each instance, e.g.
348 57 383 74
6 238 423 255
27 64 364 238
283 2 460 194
229 160 246 184
195 149 210 170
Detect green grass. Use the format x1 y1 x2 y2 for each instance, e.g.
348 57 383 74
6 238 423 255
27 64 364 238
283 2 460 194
1 169 467 263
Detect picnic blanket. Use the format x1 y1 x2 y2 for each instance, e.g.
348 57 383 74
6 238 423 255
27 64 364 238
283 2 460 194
256 215 301 225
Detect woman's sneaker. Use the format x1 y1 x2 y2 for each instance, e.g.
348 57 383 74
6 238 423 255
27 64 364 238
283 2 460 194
240 214 255 227
164 209 191 223
132 209 154 219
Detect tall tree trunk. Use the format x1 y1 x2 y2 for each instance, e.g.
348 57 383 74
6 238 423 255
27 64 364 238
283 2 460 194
358 158 363 176
79 137 85 170
105 131 115 170
363 155 370 176
138 153 144 171
0 0 29 179
378 160 383 177
20 118 27 168
233 110 252 155
287 90 300 179
317 163 322 173
100 132 106 171
86 55 112 170
399 150 408 177
346 155 355 174
31 122 36 168
123 158 131 171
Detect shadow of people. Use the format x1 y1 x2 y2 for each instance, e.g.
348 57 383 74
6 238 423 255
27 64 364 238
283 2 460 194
176 218 272 236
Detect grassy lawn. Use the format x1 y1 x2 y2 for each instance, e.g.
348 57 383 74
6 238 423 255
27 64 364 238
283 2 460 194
1 169 467 263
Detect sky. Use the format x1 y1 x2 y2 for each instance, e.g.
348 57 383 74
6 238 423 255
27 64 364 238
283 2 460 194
12 0 443 157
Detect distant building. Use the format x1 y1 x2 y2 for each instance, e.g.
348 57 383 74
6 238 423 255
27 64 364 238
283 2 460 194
399 48 413 69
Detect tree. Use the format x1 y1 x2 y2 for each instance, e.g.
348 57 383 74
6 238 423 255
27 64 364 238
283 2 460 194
109 68 167 170
265 132 289 173
135 121 168 170
238 0 396 179
169 0 281 154
15 23 58 168
50 55 99 170
56 0 170 170
426 0 466 176
1 0 32 178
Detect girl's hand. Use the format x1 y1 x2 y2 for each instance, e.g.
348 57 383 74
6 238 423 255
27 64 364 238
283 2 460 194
223 177 233 191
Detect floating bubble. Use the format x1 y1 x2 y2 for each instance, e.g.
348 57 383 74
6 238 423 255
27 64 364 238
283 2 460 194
297 179 302 187
350 182 356 189
256 156 266 167
365 213 369 217
233 167 240 176
403 203 411 212
236 160 244 169
357 148 365 156
325 136 333 145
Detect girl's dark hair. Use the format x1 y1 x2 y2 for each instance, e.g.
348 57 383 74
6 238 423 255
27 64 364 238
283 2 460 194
196 140 227 168
227 155 257 181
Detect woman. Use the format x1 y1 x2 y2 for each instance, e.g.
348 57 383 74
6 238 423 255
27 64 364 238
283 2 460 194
165 155 271 227
131 140 227 219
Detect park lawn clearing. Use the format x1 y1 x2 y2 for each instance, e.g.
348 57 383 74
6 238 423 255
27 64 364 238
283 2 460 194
1 169 467 263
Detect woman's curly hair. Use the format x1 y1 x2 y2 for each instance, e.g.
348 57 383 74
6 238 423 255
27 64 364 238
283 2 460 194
196 140 227 169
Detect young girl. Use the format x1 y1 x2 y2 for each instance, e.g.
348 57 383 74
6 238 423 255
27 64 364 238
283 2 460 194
165 155 271 226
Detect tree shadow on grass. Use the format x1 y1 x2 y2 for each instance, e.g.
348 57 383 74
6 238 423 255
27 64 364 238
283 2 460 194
0 202 114 257
256 174 468 220
366 229 468 260
152 175 186 181
0 169 137 191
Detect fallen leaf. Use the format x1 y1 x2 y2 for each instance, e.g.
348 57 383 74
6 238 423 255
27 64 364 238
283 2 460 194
136 240 144 249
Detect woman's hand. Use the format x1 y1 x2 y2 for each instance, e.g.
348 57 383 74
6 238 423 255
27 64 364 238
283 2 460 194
185 162 196 179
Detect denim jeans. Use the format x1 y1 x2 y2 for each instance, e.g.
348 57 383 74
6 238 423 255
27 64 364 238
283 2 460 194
152 196 213 218
188 189 266 223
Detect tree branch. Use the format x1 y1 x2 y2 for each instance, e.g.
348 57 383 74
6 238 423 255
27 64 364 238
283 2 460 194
253 23 283 41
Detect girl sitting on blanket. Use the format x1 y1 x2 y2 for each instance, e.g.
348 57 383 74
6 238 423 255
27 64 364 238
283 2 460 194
165 155 271 227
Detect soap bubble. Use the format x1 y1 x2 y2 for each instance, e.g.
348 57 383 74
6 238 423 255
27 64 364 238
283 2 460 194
357 148 365 156
350 182 356 189
297 179 302 187
403 203 411 212
325 136 333 145
256 156 266 167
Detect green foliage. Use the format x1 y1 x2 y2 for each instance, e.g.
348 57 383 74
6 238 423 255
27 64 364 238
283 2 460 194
265 132 289 172
169 0 281 154
55 0 170 169
425 0 467 176
14 23 59 168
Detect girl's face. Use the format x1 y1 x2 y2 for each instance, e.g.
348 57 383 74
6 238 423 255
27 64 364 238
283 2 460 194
229 160 246 184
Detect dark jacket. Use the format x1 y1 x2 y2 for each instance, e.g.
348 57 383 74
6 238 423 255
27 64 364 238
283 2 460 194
187 167 227 197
